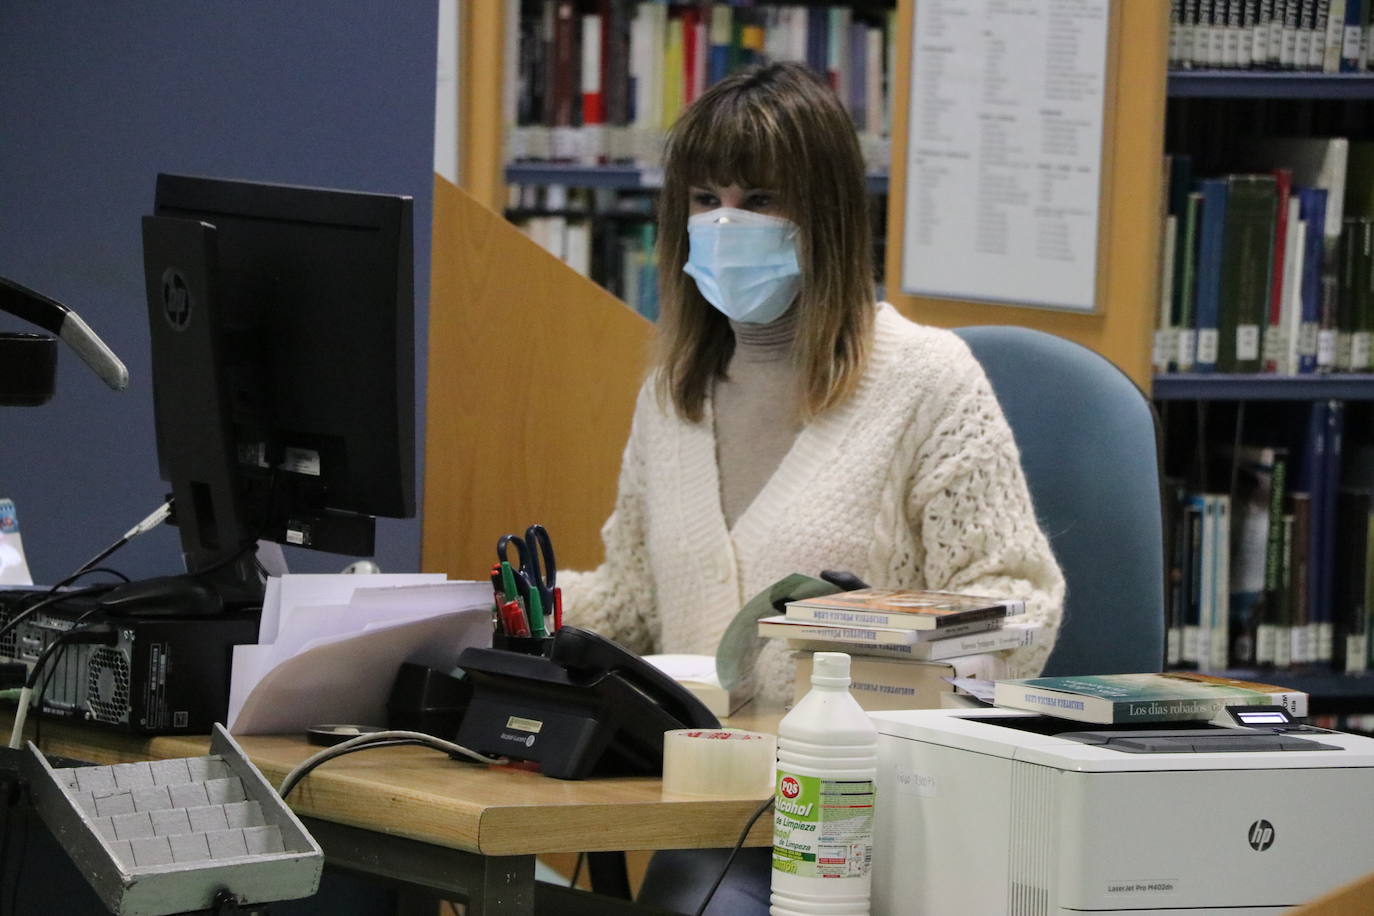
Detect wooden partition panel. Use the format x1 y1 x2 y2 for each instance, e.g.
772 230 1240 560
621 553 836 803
422 177 653 578
458 1 506 212
885 0 1170 390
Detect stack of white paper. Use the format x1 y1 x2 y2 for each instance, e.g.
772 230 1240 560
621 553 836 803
227 574 491 735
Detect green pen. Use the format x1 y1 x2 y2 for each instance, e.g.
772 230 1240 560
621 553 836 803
525 584 547 638
500 561 520 603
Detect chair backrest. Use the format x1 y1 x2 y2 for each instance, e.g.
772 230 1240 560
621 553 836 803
953 326 1166 676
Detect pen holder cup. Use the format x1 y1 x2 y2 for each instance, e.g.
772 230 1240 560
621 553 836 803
491 633 555 656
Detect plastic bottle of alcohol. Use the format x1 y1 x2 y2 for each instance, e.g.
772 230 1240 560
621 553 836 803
770 652 878 916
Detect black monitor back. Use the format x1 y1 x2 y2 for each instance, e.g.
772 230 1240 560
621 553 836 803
143 173 414 584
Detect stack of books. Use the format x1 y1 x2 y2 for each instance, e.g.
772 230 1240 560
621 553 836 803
759 588 1039 711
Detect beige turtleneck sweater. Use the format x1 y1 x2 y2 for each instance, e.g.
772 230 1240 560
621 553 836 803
560 304 1066 703
712 309 803 528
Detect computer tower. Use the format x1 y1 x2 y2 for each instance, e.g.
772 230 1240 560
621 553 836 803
0 591 256 734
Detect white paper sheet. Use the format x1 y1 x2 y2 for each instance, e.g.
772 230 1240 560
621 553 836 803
258 572 447 643
228 575 490 734
230 608 490 734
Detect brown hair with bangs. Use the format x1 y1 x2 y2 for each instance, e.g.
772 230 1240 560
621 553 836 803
654 62 875 423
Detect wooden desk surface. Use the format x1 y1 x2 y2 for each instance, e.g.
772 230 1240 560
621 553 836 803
8 706 781 857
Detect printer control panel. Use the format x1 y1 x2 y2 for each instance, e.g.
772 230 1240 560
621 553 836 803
1056 727 1343 754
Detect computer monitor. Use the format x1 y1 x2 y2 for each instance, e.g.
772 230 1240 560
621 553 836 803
140 173 415 606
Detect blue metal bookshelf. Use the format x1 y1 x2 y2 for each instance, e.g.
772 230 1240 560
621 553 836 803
505 162 891 195
1167 70 1374 99
1153 374 1374 401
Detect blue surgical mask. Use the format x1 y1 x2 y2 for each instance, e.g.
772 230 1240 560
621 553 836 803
683 208 801 324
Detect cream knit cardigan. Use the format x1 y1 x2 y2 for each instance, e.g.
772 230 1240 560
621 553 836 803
561 304 1066 704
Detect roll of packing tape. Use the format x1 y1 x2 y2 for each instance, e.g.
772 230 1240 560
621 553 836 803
662 728 777 797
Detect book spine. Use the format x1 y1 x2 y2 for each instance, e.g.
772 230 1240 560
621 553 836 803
1210 494 1233 670
1325 0 1348 69
1156 214 1179 373
1264 169 1293 372
1258 452 1289 665
1110 691 1307 723
1297 188 1329 372
1343 0 1365 70
786 624 1037 662
1258 0 1278 65
763 614 1006 645
1184 497 1205 664
1337 491 1372 673
1338 218 1362 371
1195 179 1230 372
1283 0 1303 66
1296 0 1316 67
1319 401 1345 663
1302 403 1326 664
1178 191 1204 371
1171 0 1184 67
580 12 604 164
1282 205 1308 374
1166 479 1190 666
1218 174 1278 372
784 602 1013 631
1183 0 1201 67
1357 217 1374 369
1365 510 1374 672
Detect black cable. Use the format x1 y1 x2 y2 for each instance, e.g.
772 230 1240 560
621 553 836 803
692 796 775 916
568 851 587 889
31 641 66 753
0 583 117 645
31 607 107 751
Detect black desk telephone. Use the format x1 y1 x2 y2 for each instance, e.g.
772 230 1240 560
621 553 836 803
454 626 720 779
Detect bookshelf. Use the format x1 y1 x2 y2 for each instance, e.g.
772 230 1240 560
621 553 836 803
1156 42 1374 731
1168 71 1374 99
1154 373 1374 400
471 0 1169 387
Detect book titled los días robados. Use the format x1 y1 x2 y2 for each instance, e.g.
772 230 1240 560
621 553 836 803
784 587 1024 631
993 672 1309 724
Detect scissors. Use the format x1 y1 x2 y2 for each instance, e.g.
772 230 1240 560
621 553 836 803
496 524 557 636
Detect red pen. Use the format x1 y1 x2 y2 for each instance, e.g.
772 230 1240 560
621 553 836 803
500 600 531 637
553 587 563 631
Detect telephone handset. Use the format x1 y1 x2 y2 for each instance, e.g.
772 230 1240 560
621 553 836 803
454 626 721 779
548 626 718 729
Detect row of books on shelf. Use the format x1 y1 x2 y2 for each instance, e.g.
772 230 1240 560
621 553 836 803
506 184 660 314
1164 411 1374 676
1154 142 1374 376
1168 0 1371 72
506 0 892 168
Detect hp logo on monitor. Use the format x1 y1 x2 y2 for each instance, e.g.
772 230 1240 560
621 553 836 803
160 268 192 331
1247 820 1275 852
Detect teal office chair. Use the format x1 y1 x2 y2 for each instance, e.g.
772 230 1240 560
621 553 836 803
953 325 1166 676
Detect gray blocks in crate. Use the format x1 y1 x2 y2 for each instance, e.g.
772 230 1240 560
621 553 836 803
25 725 322 916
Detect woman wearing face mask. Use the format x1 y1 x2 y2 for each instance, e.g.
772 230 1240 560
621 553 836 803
557 60 1065 915
562 60 1063 706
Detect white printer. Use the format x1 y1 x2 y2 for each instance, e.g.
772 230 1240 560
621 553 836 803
871 707 1374 915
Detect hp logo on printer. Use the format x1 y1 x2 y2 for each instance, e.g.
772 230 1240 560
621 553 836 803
1248 820 1276 851
161 268 192 331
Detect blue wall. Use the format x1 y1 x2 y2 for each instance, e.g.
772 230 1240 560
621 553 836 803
0 3 437 582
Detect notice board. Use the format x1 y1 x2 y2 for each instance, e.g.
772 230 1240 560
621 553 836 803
900 0 1115 313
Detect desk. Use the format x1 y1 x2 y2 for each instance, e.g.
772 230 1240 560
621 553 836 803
3 707 780 915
